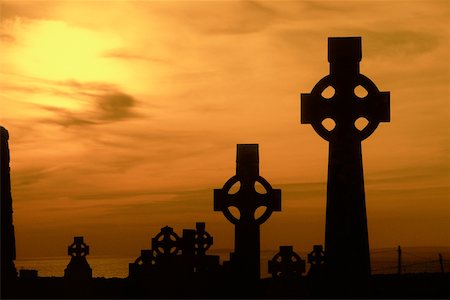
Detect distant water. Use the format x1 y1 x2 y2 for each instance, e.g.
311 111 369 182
15 247 450 279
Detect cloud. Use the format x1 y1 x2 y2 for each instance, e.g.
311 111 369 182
97 93 136 121
157 0 277 35
11 167 53 187
102 49 168 63
5 78 142 127
363 30 441 57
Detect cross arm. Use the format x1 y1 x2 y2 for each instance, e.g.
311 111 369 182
301 93 334 125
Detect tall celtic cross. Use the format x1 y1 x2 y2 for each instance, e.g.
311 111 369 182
214 144 281 280
301 37 390 289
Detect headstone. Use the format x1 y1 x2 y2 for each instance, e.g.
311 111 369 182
152 226 181 257
1 126 17 298
307 245 326 276
268 246 305 280
129 249 156 278
194 222 213 256
181 229 196 257
64 236 92 279
301 37 390 292
214 144 281 281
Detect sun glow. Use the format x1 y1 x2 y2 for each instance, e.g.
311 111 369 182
9 19 123 81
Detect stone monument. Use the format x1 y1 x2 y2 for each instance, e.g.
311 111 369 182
1 126 17 297
214 144 281 281
301 37 390 293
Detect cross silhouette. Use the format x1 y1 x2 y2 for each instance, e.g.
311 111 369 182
301 37 389 143
268 246 305 280
301 37 390 291
135 250 156 266
214 144 281 280
151 226 180 256
68 236 89 257
194 222 213 256
308 245 325 267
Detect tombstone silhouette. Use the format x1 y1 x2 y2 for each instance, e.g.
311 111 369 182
129 249 156 278
0 126 17 298
194 222 213 256
301 37 390 291
152 225 181 257
307 245 326 276
214 144 281 280
268 246 305 280
64 236 92 279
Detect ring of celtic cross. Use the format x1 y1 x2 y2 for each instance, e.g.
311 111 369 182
195 231 212 252
152 227 180 256
270 251 303 279
134 250 156 266
309 74 384 142
220 175 275 225
69 243 88 257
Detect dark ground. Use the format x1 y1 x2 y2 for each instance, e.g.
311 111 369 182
3 272 449 299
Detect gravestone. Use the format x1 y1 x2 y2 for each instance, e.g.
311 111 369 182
307 245 326 276
268 246 305 280
129 249 156 278
64 236 92 279
194 222 213 256
301 37 390 292
0 126 17 298
152 226 181 257
214 144 281 281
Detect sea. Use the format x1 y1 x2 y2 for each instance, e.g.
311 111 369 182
15 247 450 279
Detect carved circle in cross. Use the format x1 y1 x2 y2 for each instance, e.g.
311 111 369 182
152 226 180 256
68 240 89 258
220 175 277 225
308 245 326 266
134 249 156 266
269 247 305 279
194 223 213 254
309 74 385 142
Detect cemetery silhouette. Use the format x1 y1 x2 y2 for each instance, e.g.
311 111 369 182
1 37 449 299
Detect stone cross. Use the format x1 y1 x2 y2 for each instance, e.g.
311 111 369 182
214 144 281 280
135 249 156 266
194 222 213 256
307 245 326 268
152 226 181 256
301 37 390 290
307 245 326 276
68 236 89 257
65 236 92 279
128 249 156 278
268 246 305 280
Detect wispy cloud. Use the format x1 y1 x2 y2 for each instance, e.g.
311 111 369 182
102 48 169 63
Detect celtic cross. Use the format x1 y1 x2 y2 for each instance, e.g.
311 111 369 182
301 37 390 290
151 226 180 256
65 236 92 279
214 144 281 280
68 236 89 258
268 246 305 280
194 222 213 256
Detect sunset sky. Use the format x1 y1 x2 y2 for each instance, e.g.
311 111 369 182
1 0 448 260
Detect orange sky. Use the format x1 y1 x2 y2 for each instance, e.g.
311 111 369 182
0 0 449 260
